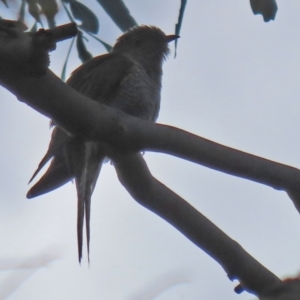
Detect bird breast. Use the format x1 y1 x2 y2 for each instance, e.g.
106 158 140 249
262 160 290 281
109 62 161 122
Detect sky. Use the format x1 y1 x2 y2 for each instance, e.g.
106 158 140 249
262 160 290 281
1 0 300 299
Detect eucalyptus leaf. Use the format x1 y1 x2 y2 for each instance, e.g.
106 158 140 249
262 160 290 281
18 0 26 23
1 0 8 8
96 0 137 32
26 0 42 24
250 0 278 22
83 30 112 52
61 37 75 81
37 0 58 28
174 0 187 57
70 0 99 34
76 31 93 63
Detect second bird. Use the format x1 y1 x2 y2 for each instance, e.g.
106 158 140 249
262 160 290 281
27 25 179 263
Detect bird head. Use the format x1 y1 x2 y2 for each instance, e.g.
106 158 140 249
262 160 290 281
112 26 179 66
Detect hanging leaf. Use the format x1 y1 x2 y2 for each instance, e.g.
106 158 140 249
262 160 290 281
76 31 93 63
30 21 37 32
174 0 186 57
83 30 112 52
70 0 99 34
26 0 42 24
61 37 75 81
1 0 8 8
250 0 278 22
62 1 74 22
37 0 58 28
96 0 137 32
18 0 26 23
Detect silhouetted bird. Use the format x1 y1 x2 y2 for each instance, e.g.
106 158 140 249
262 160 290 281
27 25 179 263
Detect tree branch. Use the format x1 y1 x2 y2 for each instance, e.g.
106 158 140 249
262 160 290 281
111 150 283 297
0 21 77 76
1 65 300 211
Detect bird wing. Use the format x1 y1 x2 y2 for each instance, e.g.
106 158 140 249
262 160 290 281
67 53 133 104
28 53 133 196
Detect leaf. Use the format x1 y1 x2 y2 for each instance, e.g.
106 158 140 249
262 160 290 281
96 0 137 32
62 1 74 22
250 0 278 22
70 0 99 34
61 37 75 81
37 0 58 28
26 0 42 24
30 21 37 32
174 0 187 57
1 0 8 8
83 30 112 52
76 31 93 63
18 0 26 23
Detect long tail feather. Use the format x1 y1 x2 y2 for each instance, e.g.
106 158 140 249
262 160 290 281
27 156 73 198
75 142 104 263
76 183 85 263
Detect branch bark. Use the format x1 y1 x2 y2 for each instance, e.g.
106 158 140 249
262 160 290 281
1 66 300 212
111 150 283 297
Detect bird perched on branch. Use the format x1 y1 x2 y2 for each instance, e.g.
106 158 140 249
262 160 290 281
27 25 179 263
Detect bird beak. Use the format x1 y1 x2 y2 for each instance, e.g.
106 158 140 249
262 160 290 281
166 34 180 43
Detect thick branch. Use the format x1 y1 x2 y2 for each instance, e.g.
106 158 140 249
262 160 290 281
1 66 300 210
111 151 283 296
144 125 300 205
0 21 77 76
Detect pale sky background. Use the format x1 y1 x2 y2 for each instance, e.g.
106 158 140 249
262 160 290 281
0 0 300 299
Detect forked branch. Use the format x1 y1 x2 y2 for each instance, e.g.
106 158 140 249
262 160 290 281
111 150 283 297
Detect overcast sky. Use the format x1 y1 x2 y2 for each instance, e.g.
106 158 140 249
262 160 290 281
1 0 300 299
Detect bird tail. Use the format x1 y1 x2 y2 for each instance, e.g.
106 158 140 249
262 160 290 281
75 141 105 263
27 127 73 198
28 127 71 184
27 155 73 199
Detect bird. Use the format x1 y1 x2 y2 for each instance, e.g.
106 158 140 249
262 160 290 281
27 25 179 263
